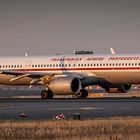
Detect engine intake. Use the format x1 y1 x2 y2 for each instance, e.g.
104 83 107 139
48 77 81 95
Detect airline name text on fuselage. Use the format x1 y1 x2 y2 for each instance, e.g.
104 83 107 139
51 57 104 62
50 56 140 62
108 57 140 61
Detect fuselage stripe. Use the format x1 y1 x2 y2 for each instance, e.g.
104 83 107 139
4 67 140 72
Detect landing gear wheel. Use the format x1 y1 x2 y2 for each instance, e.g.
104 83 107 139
49 91 54 99
41 90 54 99
77 89 88 99
41 90 49 99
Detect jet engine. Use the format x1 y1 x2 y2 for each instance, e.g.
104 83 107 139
48 77 81 95
104 84 131 93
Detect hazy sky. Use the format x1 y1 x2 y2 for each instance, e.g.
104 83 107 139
0 0 140 55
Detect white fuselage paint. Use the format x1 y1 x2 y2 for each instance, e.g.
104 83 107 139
0 54 140 85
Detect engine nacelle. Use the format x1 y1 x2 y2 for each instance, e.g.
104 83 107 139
104 84 131 93
48 77 81 95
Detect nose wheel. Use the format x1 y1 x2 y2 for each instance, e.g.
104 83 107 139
41 90 54 99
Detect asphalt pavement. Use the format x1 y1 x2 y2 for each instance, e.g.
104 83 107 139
0 98 140 120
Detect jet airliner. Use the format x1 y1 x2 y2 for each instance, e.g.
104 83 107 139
0 54 139 99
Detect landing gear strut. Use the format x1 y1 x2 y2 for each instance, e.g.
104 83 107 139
77 89 88 99
41 90 54 99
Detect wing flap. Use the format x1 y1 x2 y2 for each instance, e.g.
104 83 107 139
10 74 31 82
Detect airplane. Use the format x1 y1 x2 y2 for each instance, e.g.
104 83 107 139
0 54 140 99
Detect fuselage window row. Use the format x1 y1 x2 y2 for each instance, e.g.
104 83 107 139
0 62 140 69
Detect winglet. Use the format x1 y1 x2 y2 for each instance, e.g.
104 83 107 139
110 47 116 55
25 52 28 57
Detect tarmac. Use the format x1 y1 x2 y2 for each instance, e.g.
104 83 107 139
0 88 139 120
0 98 140 120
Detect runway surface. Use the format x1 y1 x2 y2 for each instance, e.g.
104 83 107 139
0 98 140 120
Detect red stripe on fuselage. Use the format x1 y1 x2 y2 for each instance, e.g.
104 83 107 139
6 67 140 72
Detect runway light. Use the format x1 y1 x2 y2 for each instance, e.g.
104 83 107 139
73 113 81 120
20 113 27 117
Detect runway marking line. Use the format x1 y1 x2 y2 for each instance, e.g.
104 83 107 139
48 107 101 111
80 107 99 110
47 107 131 111
0 104 12 108
81 107 131 110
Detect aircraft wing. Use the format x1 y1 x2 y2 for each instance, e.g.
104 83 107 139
0 70 53 78
0 70 83 84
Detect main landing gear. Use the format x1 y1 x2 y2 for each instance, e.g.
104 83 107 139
40 89 88 99
41 90 54 99
76 89 88 99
